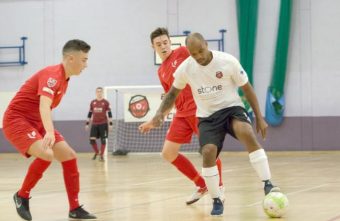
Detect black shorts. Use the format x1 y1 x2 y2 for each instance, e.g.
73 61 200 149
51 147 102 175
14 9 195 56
198 106 251 153
90 123 108 139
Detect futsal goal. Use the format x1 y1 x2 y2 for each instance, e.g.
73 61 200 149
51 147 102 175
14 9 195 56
104 85 199 153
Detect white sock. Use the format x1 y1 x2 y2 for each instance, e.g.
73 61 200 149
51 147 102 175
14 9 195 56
202 166 220 198
249 149 271 181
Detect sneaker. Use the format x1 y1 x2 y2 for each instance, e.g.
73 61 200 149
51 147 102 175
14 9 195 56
211 197 224 216
186 186 208 205
264 180 281 195
69 205 97 220
13 192 32 221
99 156 105 162
92 154 98 160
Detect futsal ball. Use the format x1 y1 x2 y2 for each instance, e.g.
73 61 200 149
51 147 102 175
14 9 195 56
262 192 289 218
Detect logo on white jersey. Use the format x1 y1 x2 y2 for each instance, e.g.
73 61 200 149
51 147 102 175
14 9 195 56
27 131 37 139
216 71 223 79
171 60 178 68
47 77 57 88
197 85 223 95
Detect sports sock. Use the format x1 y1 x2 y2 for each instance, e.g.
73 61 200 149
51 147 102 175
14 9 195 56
18 158 51 198
202 166 220 198
171 154 205 188
91 141 99 154
100 144 106 156
62 158 80 211
249 149 271 181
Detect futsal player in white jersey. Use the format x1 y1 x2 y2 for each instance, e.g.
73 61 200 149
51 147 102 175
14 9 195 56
139 32 280 216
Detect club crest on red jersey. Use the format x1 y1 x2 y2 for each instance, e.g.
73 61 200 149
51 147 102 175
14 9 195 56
47 77 57 88
171 60 178 68
216 71 223 79
128 95 150 118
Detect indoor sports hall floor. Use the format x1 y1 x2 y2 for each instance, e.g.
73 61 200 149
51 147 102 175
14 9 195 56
0 151 339 221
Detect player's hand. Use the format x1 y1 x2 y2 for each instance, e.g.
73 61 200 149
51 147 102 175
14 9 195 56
139 114 164 134
138 120 155 134
109 125 113 131
255 117 268 140
42 131 55 150
85 125 89 131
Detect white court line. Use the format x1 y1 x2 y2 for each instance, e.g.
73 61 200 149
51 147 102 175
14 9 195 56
0 156 330 201
18 161 295 197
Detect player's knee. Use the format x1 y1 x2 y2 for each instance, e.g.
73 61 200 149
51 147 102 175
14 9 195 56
39 150 54 162
56 149 77 162
90 139 96 145
100 137 106 145
68 148 77 159
161 149 176 162
201 145 217 159
161 151 170 161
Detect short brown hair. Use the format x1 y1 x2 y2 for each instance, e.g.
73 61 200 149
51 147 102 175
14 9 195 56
63 39 91 55
150 27 169 44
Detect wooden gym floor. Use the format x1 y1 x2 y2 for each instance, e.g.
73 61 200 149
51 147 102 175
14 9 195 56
0 151 339 221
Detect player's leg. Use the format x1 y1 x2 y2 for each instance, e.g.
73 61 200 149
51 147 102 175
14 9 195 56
162 140 207 204
189 116 224 188
201 143 224 216
19 140 54 196
163 117 207 204
89 125 99 160
2 119 53 221
198 117 226 216
53 139 96 220
12 140 53 221
98 123 108 161
230 111 280 195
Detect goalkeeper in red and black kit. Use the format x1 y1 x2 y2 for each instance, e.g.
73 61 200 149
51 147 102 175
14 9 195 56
85 87 113 161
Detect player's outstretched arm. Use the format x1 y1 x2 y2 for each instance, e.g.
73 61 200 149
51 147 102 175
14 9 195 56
240 82 268 140
139 86 181 134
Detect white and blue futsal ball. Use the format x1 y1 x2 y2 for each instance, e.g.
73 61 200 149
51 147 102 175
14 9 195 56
262 192 289 218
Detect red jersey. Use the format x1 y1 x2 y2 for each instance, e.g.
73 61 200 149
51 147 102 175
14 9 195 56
6 64 69 122
158 46 196 117
89 99 111 125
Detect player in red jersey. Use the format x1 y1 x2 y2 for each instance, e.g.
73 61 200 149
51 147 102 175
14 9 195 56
85 87 112 161
139 27 224 205
2 40 96 220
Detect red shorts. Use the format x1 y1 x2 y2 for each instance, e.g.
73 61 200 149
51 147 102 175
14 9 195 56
3 110 64 158
166 115 199 144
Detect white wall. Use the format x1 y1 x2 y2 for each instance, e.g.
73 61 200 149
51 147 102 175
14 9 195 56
1 0 340 120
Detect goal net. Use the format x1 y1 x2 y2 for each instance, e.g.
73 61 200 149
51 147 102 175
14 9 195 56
104 85 199 153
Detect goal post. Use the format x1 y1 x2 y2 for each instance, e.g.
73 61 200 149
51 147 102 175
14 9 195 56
103 85 199 153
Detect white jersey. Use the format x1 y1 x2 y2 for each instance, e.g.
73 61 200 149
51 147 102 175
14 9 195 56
173 50 248 118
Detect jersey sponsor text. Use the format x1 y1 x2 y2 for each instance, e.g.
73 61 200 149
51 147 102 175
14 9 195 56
197 85 223 95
